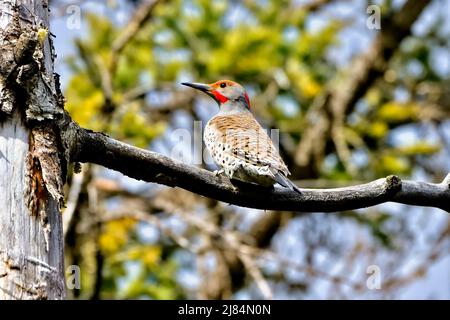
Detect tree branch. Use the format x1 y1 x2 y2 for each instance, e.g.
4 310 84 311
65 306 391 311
110 0 163 74
69 125 450 213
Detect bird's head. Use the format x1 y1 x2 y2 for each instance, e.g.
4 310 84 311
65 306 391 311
182 80 250 110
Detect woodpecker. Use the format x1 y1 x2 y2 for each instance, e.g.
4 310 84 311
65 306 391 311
182 80 301 193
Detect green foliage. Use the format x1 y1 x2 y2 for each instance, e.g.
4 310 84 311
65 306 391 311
99 219 184 299
119 259 181 299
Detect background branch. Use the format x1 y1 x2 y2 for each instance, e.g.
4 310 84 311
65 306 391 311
110 0 163 74
295 0 432 170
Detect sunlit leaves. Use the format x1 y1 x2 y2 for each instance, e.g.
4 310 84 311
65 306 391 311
113 105 166 147
126 245 162 267
367 121 389 139
80 13 117 58
286 59 322 98
378 155 410 175
120 259 181 299
99 218 137 254
295 20 343 60
206 25 281 76
395 142 440 156
378 101 420 122
65 76 104 129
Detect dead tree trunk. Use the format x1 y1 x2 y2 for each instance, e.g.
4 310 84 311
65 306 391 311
0 1 65 299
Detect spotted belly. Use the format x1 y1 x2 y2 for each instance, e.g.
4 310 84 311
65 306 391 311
204 119 277 187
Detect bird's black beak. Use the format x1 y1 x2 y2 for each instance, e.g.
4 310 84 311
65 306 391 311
182 82 221 105
181 82 212 93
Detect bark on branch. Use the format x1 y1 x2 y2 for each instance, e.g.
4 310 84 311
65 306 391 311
70 125 450 213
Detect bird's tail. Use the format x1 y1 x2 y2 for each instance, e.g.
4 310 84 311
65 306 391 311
274 172 301 194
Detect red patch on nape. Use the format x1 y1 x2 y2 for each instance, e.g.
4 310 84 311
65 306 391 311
212 90 229 104
244 92 251 109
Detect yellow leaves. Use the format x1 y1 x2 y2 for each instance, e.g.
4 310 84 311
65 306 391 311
124 43 154 70
127 245 162 267
65 71 107 130
85 13 115 49
395 142 441 156
295 20 343 57
206 25 281 75
367 121 388 139
99 218 137 254
147 285 178 300
121 259 180 299
380 155 409 174
366 88 382 106
99 233 120 254
378 102 420 122
209 0 227 14
115 105 166 147
297 71 321 98
287 59 321 98
67 90 104 129
285 9 307 27
374 142 439 175
162 60 184 81
65 66 165 144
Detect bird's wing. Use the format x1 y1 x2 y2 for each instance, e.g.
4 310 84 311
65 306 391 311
207 113 290 176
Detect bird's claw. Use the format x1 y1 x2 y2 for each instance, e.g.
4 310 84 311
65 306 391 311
213 169 224 176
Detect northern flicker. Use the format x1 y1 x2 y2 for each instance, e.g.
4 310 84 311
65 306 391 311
182 80 301 193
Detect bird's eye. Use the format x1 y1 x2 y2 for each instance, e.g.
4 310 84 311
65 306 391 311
220 83 226 88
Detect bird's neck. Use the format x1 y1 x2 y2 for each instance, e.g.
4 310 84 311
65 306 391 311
217 99 250 116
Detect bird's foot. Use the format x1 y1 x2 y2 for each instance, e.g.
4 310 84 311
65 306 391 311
213 169 224 176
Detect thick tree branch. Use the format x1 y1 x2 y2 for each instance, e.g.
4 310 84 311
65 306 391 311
69 125 450 213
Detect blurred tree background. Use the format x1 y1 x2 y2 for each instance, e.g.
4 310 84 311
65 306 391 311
50 0 450 299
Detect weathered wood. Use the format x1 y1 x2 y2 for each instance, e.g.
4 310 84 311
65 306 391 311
0 0 65 299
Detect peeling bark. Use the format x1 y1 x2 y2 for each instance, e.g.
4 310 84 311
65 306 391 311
27 125 65 213
0 1 65 299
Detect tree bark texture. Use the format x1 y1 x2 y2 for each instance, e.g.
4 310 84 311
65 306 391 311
0 0 65 299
